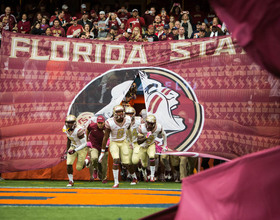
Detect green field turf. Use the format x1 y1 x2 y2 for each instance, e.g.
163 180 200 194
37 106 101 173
0 179 182 189
0 180 181 220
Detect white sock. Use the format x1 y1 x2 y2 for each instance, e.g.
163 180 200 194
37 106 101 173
131 172 137 179
113 169 119 185
68 174 73 182
150 166 155 178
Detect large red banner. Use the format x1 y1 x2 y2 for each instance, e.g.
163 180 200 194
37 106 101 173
0 31 279 173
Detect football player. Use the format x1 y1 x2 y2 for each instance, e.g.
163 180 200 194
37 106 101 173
98 105 138 188
63 115 90 187
126 106 148 181
137 114 167 182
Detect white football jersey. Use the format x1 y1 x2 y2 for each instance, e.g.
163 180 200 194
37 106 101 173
63 125 85 148
105 115 131 142
127 116 142 143
138 123 163 147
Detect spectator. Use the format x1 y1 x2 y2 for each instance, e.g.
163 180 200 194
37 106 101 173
76 4 87 20
90 10 98 23
171 26 179 38
108 25 119 40
169 15 175 25
169 3 182 21
129 26 143 42
212 17 220 26
201 22 210 37
97 11 108 38
155 23 164 39
160 9 169 25
117 6 131 25
0 16 10 32
62 4 71 23
78 11 93 30
17 13 31 34
174 20 181 29
192 21 201 38
32 12 43 27
205 7 216 24
37 4 50 20
191 5 205 24
153 15 162 28
49 8 59 26
40 17 49 32
51 19 65 37
105 12 121 30
44 27 52 36
175 26 188 40
66 17 83 38
0 6 17 30
143 25 158 42
168 22 175 30
118 22 126 35
31 22 43 35
117 28 132 41
199 29 206 38
143 6 156 27
180 12 193 39
57 10 68 29
209 25 224 37
83 23 94 39
125 9 145 33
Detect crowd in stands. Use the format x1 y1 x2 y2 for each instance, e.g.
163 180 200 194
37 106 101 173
0 2 230 42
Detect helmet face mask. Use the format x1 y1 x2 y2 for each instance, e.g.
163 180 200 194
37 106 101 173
145 115 156 131
113 105 125 120
65 115 77 130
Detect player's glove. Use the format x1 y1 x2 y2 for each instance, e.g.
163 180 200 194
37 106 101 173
98 149 105 163
87 141 92 147
146 131 152 138
68 149 76 155
162 146 168 152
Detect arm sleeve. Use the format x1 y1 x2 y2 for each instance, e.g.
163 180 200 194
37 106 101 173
74 136 87 151
161 129 167 147
116 17 122 26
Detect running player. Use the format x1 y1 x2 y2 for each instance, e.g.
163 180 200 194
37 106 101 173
63 115 90 187
137 114 167 182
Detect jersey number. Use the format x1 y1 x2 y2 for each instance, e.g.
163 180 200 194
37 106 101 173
117 128 125 139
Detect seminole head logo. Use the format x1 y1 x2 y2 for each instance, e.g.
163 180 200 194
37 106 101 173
68 67 204 151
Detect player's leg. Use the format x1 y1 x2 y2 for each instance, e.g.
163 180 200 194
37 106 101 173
76 147 88 171
89 148 99 181
66 146 77 187
139 147 149 182
147 143 156 182
110 141 121 188
170 155 180 182
121 140 138 185
100 152 109 183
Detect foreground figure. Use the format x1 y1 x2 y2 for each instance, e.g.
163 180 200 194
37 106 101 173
99 105 138 188
63 115 89 187
137 115 167 182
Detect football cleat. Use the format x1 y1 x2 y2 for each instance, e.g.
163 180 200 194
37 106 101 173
93 169 98 179
84 156 90 168
112 183 119 188
142 169 148 182
67 181 74 187
150 177 156 182
130 178 138 185
102 179 108 184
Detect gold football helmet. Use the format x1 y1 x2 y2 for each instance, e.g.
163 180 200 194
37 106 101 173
113 105 125 120
125 106 136 117
145 115 156 130
65 114 77 130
